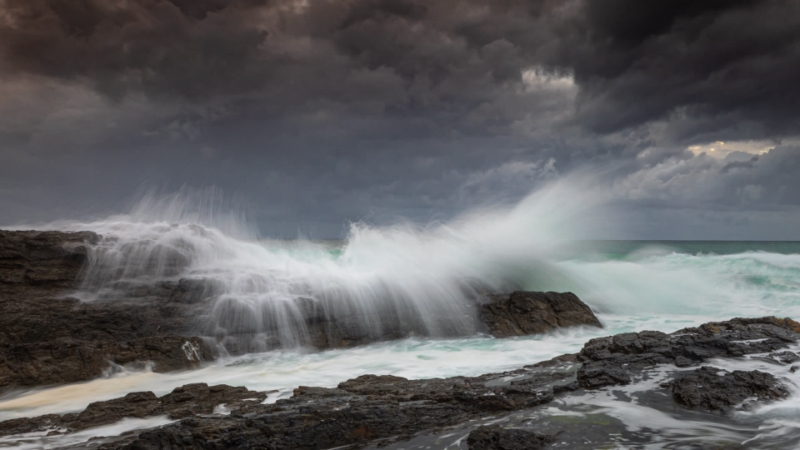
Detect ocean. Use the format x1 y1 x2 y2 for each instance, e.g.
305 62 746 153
1 188 800 447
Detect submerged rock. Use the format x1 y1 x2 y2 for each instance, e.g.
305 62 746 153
481 291 602 338
467 425 555 450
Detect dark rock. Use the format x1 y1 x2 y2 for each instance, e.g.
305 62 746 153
576 360 632 388
0 230 98 289
772 351 800 364
1 362 576 448
670 366 789 412
1 336 212 392
0 383 267 435
4 316 799 450
481 291 602 338
1 230 609 392
0 414 63 436
467 425 555 450
0 230 215 393
576 317 800 389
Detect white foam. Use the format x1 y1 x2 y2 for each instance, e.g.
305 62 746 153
0 416 174 449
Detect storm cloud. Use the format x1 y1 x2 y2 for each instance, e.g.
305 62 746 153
1 0 798 238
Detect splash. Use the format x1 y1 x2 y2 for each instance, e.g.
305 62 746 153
33 180 606 352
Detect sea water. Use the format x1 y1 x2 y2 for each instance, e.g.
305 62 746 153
2 186 800 448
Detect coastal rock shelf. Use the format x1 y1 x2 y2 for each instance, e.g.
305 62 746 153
1 316 798 449
0 230 213 392
0 229 602 393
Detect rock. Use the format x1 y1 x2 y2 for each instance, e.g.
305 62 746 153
576 317 800 389
481 291 602 338
1 360 578 448
0 230 98 289
467 425 555 450
1 230 611 393
3 316 798 449
670 366 789 412
0 230 215 393
0 414 63 436
0 383 267 435
1 336 211 391
771 350 800 364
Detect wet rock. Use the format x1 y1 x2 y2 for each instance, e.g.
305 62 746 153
0 383 267 435
1 362 576 448
1 230 607 392
772 350 800 364
0 231 612 392
0 230 214 393
467 425 555 450
481 291 602 338
0 414 63 436
576 317 800 389
576 360 632 388
670 366 789 412
0 230 98 288
4 316 799 449
1 336 211 392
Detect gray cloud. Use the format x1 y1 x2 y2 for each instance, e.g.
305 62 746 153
0 0 798 238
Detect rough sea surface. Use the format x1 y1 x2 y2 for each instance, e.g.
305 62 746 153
2 238 800 449
2 184 800 448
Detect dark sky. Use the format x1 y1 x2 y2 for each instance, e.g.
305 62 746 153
1 0 799 239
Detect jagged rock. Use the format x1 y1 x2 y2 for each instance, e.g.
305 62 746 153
670 366 789 412
576 317 800 389
481 291 602 338
2 316 798 450
467 425 555 450
1 360 577 448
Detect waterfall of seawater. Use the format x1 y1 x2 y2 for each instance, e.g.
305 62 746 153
51 181 603 352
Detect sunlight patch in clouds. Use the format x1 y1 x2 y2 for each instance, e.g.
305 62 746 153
687 140 776 158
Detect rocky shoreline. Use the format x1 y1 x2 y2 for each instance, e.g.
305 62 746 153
1 316 798 449
3 230 800 449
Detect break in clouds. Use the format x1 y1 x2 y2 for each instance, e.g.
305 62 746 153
1 0 799 238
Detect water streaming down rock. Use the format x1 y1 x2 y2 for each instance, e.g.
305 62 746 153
54 182 601 353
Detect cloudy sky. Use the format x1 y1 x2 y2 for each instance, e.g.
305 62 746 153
1 0 799 239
